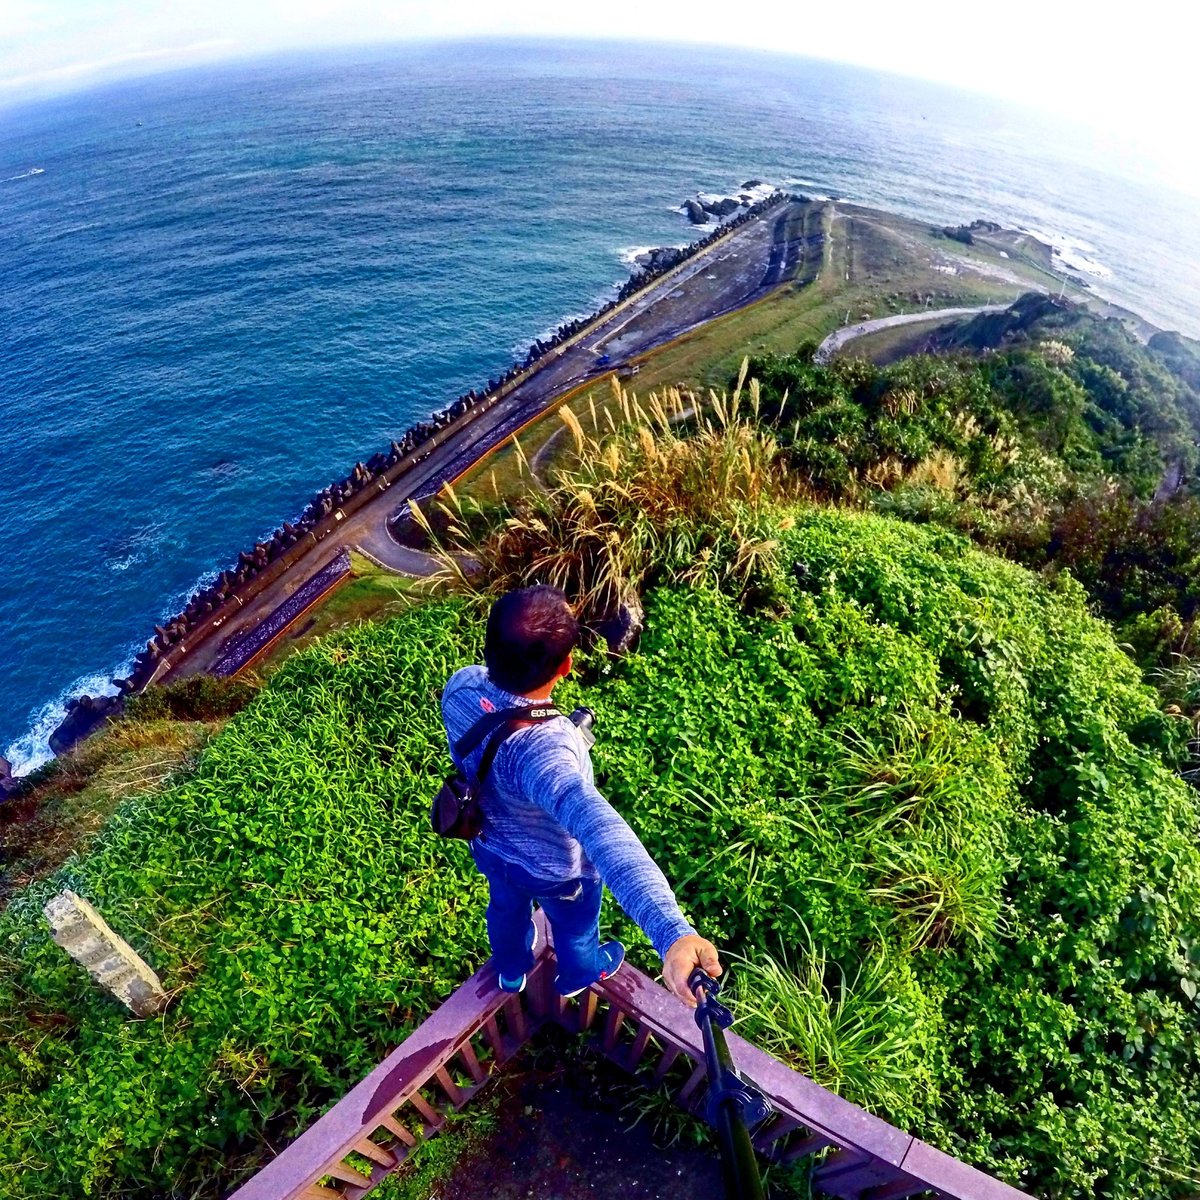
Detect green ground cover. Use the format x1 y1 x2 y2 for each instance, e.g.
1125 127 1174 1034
2 495 1198 1198
740 294 1200 672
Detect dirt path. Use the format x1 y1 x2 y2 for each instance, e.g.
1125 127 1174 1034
422 1029 730 1200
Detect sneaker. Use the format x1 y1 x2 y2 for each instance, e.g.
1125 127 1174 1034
556 940 625 998
498 925 540 994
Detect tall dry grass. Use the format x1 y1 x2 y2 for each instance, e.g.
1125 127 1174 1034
411 370 800 626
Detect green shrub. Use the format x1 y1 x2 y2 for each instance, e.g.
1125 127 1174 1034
124 675 260 722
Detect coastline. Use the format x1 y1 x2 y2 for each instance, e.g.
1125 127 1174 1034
5 187 1186 781
6 188 792 776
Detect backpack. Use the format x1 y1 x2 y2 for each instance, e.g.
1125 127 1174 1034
430 704 561 839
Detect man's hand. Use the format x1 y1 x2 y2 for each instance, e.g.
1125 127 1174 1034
663 933 722 1007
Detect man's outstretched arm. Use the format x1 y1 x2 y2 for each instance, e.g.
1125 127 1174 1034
518 742 722 1005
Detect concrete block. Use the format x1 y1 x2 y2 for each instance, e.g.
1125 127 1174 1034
43 889 165 1017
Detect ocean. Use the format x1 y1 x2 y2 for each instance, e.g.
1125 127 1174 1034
1 39 1198 773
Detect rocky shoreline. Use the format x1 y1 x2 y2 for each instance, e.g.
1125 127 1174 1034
31 187 793 766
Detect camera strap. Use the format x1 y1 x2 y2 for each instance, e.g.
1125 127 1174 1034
453 704 562 786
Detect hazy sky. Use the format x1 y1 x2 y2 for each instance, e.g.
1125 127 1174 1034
1 1 1196 191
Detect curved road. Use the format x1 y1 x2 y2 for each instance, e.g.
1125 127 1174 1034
814 305 1007 363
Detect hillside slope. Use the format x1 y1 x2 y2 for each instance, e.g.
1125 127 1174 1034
1 509 1197 1199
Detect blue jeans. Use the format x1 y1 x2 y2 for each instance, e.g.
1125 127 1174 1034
471 839 604 994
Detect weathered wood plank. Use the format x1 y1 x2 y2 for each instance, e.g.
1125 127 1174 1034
752 1114 801 1151
482 1014 506 1063
781 1132 833 1164
577 989 599 1032
351 1137 397 1168
651 1042 683 1083
406 1091 441 1128
457 1039 487 1085
678 1060 707 1104
232 910 1032 1200
626 1022 653 1071
527 956 560 1022
898 1139 1031 1200
323 1160 370 1186
377 1113 416 1147
301 1186 342 1200
503 994 528 1044
862 1177 936 1200
594 963 913 1168
601 1003 626 1053
433 1065 463 1107
813 1149 907 1198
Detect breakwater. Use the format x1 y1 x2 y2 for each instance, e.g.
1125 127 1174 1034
50 191 791 751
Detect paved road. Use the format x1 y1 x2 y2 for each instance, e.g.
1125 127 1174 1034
168 202 808 677
814 305 1008 363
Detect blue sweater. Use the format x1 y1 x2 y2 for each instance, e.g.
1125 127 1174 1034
441 665 695 959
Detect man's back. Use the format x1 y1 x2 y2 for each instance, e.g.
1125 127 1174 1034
440 584 719 1003
441 664 596 882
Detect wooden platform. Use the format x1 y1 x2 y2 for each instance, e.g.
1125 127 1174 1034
226 911 1031 1200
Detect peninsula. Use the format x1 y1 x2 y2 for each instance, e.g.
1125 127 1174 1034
5 182 1200 1200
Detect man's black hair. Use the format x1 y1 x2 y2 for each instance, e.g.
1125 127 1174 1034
484 585 580 694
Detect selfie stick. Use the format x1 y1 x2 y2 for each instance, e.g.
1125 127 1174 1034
688 968 771 1200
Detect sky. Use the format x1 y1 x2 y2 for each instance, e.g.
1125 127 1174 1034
1 0 1198 194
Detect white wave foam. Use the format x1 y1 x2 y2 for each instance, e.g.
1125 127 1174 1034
618 245 660 267
1019 225 1114 280
1052 246 1113 280
102 521 167 574
3 167 44 183
4 669 127 777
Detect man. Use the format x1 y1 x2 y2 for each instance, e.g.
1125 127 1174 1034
441 584 721 1006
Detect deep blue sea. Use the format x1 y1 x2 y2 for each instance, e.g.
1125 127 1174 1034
2 39 1198 773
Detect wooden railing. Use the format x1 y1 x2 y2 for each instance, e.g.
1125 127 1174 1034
228 911 1031 1200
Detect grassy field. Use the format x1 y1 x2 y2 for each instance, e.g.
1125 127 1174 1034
451 202 1062 500
0 718 216 905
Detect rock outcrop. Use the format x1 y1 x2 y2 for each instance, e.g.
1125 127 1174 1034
702 197 740 218
634 246 687 272
596 587 645 656
48 695 122 757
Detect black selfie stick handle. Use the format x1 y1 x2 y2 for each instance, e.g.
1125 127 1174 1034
689 968 769 1200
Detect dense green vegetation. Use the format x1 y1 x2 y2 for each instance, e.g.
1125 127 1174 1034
3 297 1200 1200
751 296 1200 673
